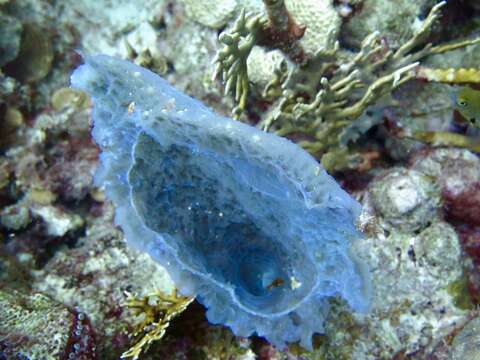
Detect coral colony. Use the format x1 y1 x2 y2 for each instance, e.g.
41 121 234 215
213 1 480 170
71 55 371 349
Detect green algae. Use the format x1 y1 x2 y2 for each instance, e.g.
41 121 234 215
447 276 475 311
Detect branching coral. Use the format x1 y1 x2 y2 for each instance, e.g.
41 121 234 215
407 131 480 153
121 290 194 360
213 0 339 118
214 1 480 171
213 10 267 117
416 66 480 84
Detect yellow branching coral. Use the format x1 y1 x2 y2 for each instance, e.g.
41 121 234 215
406 131 480 153
121 290 194 360
417 67 480 84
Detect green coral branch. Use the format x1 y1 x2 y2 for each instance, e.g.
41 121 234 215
336 62 418 119
213 10 266 118
213 0 312 117
407 131 480 153
393 1 446 62
428 37 480 56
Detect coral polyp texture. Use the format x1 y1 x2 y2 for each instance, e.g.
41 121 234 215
71 55 370 349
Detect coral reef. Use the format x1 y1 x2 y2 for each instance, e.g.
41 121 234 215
0 79 95 264
71 54 370 349
156 7 220 101
410 148 480 306
368 168 440 232
342 0 436 49
0 289 96 360
410 148 480 223
213 0 341 117
213 1 480 171
1 0 480 358
314 164 468 359
32 203 176 358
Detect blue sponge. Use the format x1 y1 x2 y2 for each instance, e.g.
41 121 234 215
71 55 371 350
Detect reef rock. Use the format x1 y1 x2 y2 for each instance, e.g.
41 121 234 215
368 168 441 232
179 0 239 28
0 13 22 67
450 316 480 360
342 0 436 49
0 289 96 360
71 55 370 349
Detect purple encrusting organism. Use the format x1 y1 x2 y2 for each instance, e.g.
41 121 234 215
71 55 371 350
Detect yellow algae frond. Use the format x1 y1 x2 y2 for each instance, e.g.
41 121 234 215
121 290 194 360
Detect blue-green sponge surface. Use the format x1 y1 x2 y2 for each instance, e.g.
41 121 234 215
71 55 371 349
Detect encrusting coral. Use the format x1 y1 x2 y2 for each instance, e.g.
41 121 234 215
213 0 480 171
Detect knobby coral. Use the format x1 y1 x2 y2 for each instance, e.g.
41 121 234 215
71 55 370 349
213 1 480 171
